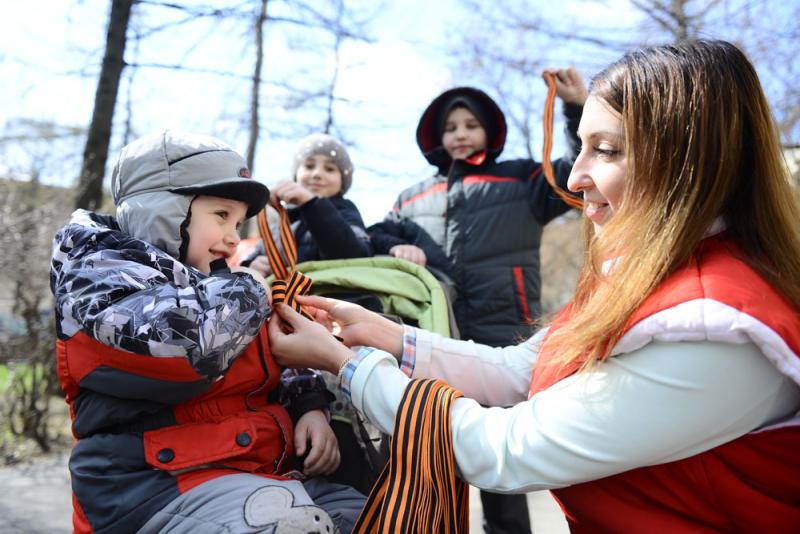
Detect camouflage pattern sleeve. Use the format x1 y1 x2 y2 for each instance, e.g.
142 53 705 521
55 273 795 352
51 211 270 380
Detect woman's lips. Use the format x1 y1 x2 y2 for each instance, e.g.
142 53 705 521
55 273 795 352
584 201 610 223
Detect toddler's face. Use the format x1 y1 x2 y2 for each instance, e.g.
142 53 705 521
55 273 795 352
185 195 248 274
442 106 487 160
295 155 343 198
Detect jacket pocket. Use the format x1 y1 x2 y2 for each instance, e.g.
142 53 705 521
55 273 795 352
143 408 292 473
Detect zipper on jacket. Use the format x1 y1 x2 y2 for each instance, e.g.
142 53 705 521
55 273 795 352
245 327 273 411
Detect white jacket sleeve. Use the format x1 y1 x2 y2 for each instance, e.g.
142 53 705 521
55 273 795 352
349 336 800 493
409 328 546 406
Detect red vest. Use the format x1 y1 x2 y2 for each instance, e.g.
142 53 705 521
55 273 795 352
530 237 800 532
57 324 294 533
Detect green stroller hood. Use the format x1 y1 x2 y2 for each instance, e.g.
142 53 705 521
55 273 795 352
292 256 453 337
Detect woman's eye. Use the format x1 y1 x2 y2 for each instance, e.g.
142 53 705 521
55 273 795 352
595 146 619 157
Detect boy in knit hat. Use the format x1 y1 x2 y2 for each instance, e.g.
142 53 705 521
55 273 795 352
50 130 365 534
243 132 371 277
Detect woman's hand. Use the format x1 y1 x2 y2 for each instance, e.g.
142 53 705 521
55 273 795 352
272 179 315 206
294 409 340 476
296 295 404 357
268 303 353 373
543 67 587 106
389 244 427 266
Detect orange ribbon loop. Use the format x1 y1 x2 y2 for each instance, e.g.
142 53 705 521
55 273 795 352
256 199 314 322
541 72 584 210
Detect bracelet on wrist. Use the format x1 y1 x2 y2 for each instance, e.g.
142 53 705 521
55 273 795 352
336 357 353 381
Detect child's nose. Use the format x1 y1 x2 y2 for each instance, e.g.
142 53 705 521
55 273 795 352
225 228 241 246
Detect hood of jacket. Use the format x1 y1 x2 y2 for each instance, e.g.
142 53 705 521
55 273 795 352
416 86 507 174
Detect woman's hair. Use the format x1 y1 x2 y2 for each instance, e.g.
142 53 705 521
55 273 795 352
544 39 800 370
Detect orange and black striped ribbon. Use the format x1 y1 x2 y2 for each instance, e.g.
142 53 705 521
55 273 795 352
257 200 296 281
354 379 468 534
271 270 314 321
256 200 313 322
541 72 584 210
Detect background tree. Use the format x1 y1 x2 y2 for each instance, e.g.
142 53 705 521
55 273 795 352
1 170 73 457
75 0 134 210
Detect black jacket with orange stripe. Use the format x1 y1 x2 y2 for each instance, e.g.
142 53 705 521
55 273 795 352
369 88 582 347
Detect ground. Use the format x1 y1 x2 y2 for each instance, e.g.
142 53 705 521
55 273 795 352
0 449 569 533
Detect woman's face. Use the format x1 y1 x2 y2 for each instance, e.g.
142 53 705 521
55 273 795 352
568 95 627 232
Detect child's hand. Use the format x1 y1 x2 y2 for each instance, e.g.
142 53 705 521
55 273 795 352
542 67 587 106
273 179 315 206
389 244 427 266
294 409 340 476
248 255 273 277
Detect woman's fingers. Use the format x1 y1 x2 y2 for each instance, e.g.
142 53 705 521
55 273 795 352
296 294 336 311
274 302 305 328
267 307 288 340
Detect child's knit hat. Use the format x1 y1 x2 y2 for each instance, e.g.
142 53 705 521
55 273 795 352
111 129 269 259
290 133 354 194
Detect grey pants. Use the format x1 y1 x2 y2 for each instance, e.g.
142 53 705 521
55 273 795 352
137 474 366 534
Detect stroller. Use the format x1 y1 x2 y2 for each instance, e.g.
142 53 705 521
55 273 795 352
293 256 458 337
232 207 459 495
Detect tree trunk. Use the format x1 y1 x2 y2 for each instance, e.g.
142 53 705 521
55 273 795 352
243 0 268 238
323 0 345 134
75 0 134 211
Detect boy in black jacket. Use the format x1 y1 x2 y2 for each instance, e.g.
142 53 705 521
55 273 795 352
368 68 586 534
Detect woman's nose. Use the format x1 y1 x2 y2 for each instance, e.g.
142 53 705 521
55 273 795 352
567 152 591 193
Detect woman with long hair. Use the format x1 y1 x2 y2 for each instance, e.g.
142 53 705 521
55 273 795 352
270 40 800 531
